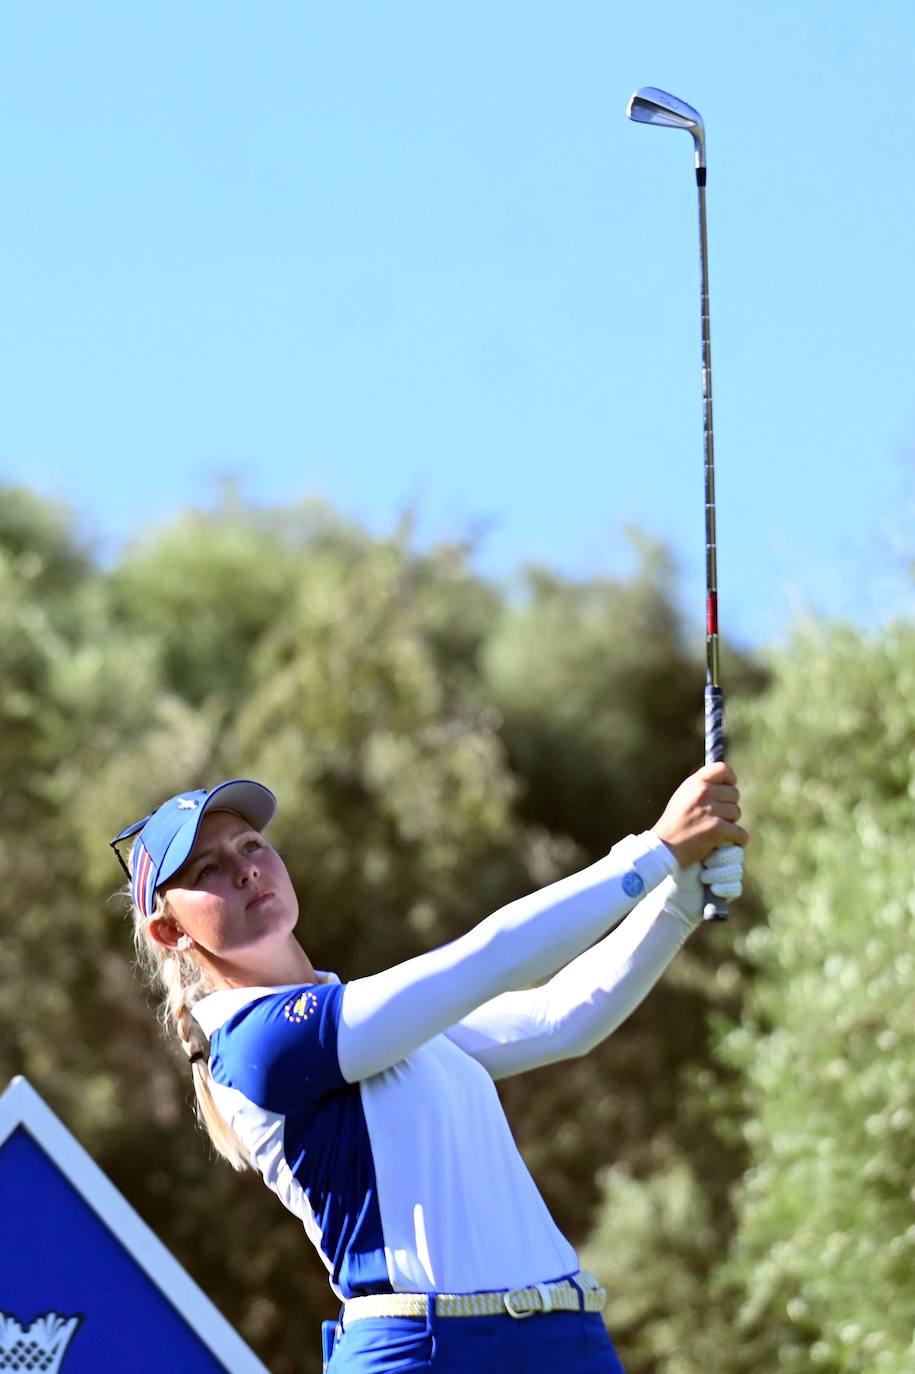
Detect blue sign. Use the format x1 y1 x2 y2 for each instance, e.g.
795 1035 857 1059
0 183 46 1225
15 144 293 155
0 1078 271 1374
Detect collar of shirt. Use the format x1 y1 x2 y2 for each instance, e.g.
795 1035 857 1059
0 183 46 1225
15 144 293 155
192 971 339 1038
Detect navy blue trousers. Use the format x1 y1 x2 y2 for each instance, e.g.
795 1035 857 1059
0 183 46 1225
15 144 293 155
324 1310 625 1372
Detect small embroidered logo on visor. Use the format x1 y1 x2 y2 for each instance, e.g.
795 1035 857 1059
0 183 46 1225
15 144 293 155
622 870 645 898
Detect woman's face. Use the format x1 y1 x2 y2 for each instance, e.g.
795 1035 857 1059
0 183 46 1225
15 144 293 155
154 810 299 966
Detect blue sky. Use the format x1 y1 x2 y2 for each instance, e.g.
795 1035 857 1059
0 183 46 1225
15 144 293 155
2 1 914 649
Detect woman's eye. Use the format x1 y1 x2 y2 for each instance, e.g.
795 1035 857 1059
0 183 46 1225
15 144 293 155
244 840 262 854
196 863 217 881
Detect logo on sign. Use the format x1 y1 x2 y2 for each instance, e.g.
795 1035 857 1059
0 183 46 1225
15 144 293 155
0 1312 82 1373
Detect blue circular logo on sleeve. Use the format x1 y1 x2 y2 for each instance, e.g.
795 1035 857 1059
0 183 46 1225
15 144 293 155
622 870 645 898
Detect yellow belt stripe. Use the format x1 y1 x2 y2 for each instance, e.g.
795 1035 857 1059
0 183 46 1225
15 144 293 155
342 1270 607 1323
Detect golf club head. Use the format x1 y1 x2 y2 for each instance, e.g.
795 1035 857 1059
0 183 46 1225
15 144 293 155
627 86 706 170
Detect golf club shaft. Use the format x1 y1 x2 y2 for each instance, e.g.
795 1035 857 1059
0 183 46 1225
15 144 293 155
697 169 728 922
627 89 730 920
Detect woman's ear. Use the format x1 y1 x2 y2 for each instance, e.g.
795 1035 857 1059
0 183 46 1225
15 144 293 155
149 917 193 951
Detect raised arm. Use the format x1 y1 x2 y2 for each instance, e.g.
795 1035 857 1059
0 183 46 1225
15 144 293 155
442 847 743 1079
337 831 674 1080
337 763 745 1082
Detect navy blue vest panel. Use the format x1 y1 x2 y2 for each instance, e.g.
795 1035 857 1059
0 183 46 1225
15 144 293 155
209 983 391 1296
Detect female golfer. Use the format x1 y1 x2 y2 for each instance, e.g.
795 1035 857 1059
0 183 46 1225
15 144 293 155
112 762 745 1373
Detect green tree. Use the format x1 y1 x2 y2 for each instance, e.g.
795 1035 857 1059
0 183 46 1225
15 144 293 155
483 538 703 852
592 620 915 1374
714 622 915 1373
580 1156 749 1374
0 487 200 1143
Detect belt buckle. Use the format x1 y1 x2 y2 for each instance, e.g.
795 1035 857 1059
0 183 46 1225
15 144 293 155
503 1286 536 1320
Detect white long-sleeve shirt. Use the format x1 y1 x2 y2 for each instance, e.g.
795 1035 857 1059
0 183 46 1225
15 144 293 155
192 834 701 1300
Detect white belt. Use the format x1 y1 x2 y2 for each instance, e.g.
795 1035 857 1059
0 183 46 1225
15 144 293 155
342 1269 607 1323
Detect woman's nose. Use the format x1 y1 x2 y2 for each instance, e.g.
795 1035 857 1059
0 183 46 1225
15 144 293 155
235 856 259 885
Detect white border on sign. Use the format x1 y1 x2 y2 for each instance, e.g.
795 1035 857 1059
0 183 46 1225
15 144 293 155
0 1076 272 1374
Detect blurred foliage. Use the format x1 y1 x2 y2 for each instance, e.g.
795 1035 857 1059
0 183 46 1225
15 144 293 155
21 482 915 1374
580 1156 746 1373
714 623 915 1373
580 621 915 1374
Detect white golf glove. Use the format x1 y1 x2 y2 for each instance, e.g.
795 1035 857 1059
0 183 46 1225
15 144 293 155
699 844 744 900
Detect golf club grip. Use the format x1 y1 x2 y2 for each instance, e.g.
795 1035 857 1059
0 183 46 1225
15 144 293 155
703 684 728 922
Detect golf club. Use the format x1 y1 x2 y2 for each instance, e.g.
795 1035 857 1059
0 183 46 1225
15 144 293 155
627 87 727 922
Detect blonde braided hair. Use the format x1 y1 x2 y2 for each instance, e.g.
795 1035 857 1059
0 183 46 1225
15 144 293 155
128 863 253 1172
